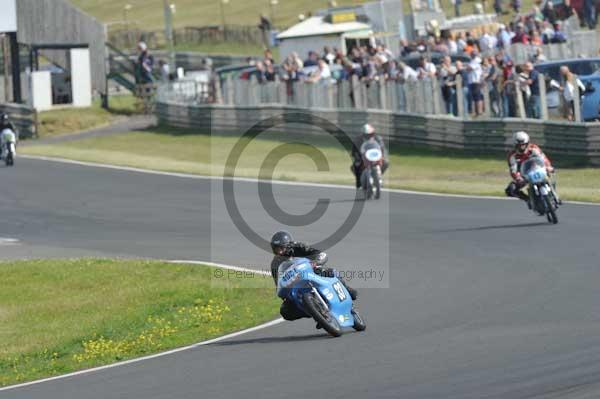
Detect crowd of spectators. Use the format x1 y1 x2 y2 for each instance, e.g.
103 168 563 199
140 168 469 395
246 4 595 120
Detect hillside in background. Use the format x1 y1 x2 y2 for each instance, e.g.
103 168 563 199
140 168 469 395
69 0 367 30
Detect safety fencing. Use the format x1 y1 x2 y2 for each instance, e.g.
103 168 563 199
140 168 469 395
215 73 571 121
0 103 37 139
155 102 600 164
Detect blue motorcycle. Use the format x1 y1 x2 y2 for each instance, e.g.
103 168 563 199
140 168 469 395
521 155 561 224
277 257 366 337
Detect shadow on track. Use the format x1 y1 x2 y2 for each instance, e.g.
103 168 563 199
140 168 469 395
430 222 550 233
211 333 330 346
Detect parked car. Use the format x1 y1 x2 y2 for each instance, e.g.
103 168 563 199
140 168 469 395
535 58 600 118
579 74 600 121
400 52 471 70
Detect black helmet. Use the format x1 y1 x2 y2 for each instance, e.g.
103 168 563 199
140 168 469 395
0 114 8 123
270 231 292 255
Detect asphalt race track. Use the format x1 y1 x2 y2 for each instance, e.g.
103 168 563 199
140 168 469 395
3 158 600 399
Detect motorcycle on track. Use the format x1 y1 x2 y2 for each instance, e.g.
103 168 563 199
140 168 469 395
521 155 560 224
277 257 366 337
360 140 383 200
1 129 16 167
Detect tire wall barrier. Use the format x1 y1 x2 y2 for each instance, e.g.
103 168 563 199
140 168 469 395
156 102 600 165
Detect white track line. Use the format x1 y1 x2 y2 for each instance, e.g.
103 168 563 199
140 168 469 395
0 260 284 392
21 154 600 206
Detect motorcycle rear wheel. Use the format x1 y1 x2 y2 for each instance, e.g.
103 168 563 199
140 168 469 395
302 292 342 337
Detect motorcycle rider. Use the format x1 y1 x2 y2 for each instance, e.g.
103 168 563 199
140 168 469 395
0 114 17 160
351 123 388 189
270 231 358 322
0 113 16 133
505 131 554 203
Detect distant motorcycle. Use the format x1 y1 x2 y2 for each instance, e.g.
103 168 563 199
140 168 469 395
521 155 560 224
1 128 16 167
360 140 383 200
277 257 366 337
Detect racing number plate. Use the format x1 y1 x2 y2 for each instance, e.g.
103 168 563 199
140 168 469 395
332 281 347 301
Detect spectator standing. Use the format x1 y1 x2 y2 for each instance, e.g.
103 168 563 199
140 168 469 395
264 49 275 65
454 0 462 17
258 15 272 49
484 56 501 116
584 0 598 29
454 60 470 116
398 62 419 82
264 59 276 82
136 41 154 83
523 62 540 119
511 0 521 13
417 56 436 79
543 1 558 25
502 60 518 117
558 66 585 121
440 56 457 115
494 0 503 14
323 46 335 65
304 51 319 67
447 34 458 54
551 22 567 43
467 51 484 116
497 24 512 49
457 32 467 53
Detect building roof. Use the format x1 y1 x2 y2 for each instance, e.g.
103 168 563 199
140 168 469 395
277 16 372 40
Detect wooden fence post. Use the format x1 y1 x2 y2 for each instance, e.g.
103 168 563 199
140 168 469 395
482 82 491 117
351 75 361 109
378 78 387 110
572 75 582 122
456 75 465 118
515 89 526 119
539 73 548 121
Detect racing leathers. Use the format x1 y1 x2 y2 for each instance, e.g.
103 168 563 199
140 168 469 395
270 242 357 321
505 143 553 201
351 134 388 188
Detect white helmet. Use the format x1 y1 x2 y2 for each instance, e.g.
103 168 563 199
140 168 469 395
513 131 530 152
363 123 375 135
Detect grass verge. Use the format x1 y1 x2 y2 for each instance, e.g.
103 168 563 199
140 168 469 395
72 0 541 31
20 126 600 202
0 258 279 387
37 95 140 138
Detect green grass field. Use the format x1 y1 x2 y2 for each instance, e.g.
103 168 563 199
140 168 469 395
21 126 600 202
37 95 139 138
0 258 278 387
70 0 539 31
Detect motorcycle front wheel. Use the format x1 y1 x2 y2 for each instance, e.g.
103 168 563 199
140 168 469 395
372 167 381 200
545 195 558 224
302 292 342 337
351 308 366 331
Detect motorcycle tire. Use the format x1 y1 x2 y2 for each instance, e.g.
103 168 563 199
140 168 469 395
302 291 342 337
545 196 558 224
373 168 381 200
351 308 367 332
